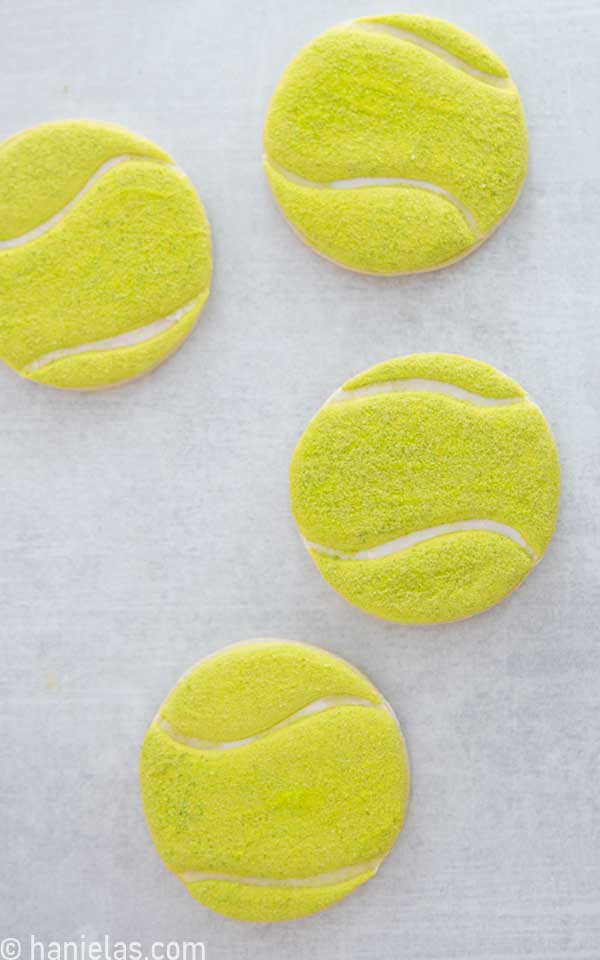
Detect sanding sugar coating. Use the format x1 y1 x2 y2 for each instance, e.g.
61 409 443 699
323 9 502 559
140 640 409 922
0 120 211 389
290 354 560 624
264 14 528 274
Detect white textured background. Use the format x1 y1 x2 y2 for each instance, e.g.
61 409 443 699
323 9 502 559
1 1 599 957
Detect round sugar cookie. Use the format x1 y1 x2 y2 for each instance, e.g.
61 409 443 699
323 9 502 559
0 120 211 389
290 355 560 624
140 640 409 922
263 15 527 275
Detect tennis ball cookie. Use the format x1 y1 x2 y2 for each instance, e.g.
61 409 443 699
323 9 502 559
140 640 409 922
0 120 211 389
264 15 527 274
290 355 560 624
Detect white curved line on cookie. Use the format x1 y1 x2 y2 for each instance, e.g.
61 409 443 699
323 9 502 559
180 858 382 888
0 155 176 249
157 695 382 751
328 379 526 408
266 158 479 232
305 520 538 562
351 21 513 89
22 292 207 374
